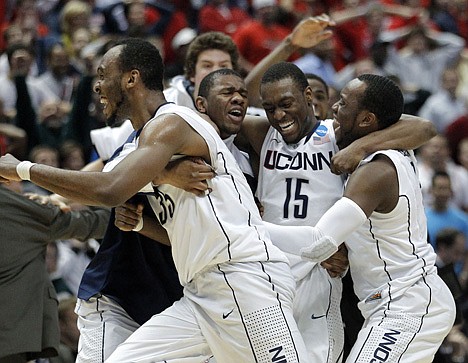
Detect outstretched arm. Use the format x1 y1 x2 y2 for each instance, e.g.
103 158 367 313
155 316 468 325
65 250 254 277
245 14 334 108
331 114 436 174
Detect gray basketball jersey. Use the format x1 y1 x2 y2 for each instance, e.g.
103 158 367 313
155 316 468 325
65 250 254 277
141 104 288 286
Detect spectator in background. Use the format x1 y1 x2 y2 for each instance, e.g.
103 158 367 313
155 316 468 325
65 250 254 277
417 134 468 211
446 113 468 165
293 36 338 88
458 138 468 171
35 42 78 104
233 0 292 72
425 171 468 277
0 98 27 158
198 0 251 36
22 144 60 195
0 43 58 117
418 66 467 133
382 24 465 96
164 27 197 84
59 140 86 171
433 227 468 363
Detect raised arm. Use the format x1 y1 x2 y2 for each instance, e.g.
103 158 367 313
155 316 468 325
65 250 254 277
245 15 334 108
331 114 436 174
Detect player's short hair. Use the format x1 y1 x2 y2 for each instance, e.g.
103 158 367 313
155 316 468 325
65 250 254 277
305 73 329 97
115 38 164 91
357 74 403 129
198 68 243 99
184 32 239 79
261 62 309 93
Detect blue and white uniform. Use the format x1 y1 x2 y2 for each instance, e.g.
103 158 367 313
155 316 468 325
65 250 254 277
257 119 345 363
106 104 309 363
345 150 456 363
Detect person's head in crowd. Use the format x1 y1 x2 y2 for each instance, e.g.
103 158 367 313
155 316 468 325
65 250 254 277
430 171 453 211
184 31 239 98
260 62 317 144
458 138 468 170
405 26 437 54
93 37 164 126
252 0 279 25
29 144 60 167
71 27 91 59
6 42 35 76
440 67 460 98
46 42 71 79
59 140 85 170
418 134 451 172
305 73 329 120
435 227 466 267
10 0 42 44
60 0 92 47
2 24 24 49
196 68 248 139
332 73 403 149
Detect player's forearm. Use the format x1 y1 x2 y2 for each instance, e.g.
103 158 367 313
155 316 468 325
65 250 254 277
245 36 298 108
28 164 123 206
355 114 436 156
138 216 171 246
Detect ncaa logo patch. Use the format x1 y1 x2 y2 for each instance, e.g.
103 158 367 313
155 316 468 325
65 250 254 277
315 124 328 137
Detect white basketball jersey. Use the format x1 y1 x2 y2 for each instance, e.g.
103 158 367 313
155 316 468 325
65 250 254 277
141 104 288 286
347 150 437 311
257 119 344 280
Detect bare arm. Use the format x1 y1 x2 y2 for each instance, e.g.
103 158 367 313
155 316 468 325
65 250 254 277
245 15 334 108
0 114 210 206
331 114 436 174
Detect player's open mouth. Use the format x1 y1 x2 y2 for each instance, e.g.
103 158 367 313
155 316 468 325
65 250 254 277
100 97 109 110
228 108 244 123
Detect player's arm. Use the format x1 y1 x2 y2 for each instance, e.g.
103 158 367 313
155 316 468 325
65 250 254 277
331 114 436 174
0 114 209 206
114 202 171 246
265 156 397 261
245 14 334 108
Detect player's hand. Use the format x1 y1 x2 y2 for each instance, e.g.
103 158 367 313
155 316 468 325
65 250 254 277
289 14 335 49
115 202 143 231
158 156 216 196
331 142 365 175
0 153 22 183
25 193 72 212
321 244 349 278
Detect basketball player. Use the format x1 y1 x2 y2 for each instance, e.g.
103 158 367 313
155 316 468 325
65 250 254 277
268 74 456 363
237 62 436 363
0 38 309 363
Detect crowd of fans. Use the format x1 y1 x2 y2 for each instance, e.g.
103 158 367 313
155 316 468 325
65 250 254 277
0 0 467 362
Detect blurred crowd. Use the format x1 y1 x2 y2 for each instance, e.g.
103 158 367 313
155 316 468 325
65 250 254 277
0 0 467 362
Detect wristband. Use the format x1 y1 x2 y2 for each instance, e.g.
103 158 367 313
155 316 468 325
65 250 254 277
16 161 36 181
132 217 144 232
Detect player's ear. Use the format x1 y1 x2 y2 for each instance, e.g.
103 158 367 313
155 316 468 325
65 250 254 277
126 69 139 89
304 86 314 108
195 96 207 113
358 110 377 128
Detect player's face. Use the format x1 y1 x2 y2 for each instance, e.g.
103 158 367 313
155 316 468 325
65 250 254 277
191 49 233 93
93 46 129 125
202 74 248 139
308 78 329 120
332 78 367 149
261 77 315 144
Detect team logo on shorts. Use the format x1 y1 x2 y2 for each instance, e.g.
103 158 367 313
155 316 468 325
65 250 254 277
365 290 382 303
